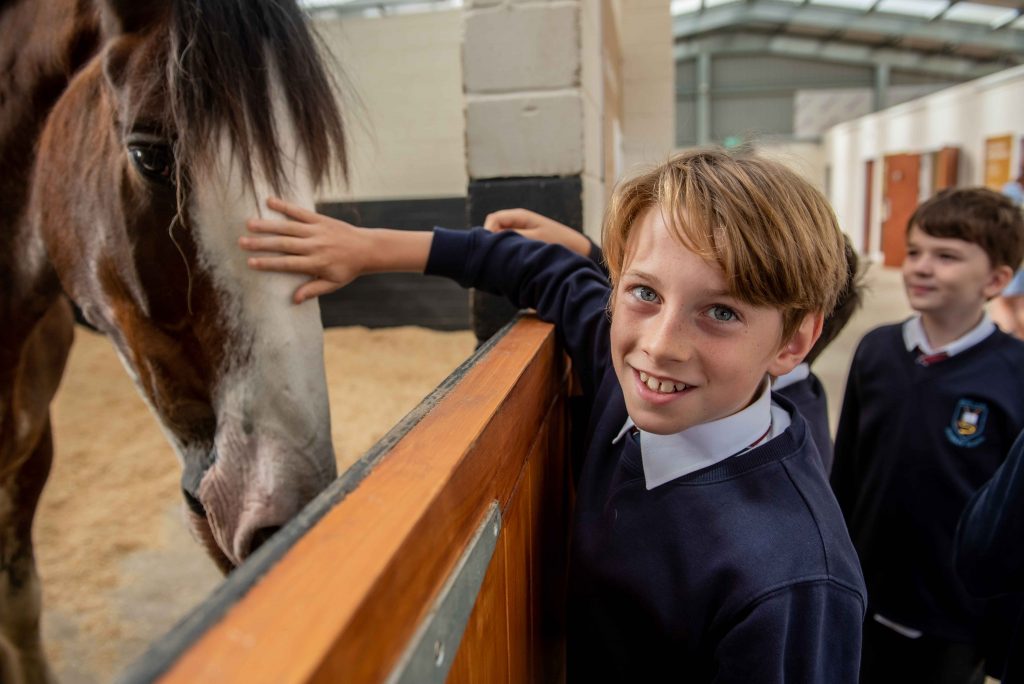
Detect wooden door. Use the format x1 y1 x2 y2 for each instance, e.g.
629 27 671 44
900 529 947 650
934 146 959 190
881 153 921 267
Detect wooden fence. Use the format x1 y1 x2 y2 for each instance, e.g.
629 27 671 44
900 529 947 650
121 315 573 683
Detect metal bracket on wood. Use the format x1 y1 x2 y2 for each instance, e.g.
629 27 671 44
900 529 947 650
385 501 502 684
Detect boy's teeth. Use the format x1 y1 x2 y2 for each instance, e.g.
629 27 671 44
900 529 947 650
639 371 686 394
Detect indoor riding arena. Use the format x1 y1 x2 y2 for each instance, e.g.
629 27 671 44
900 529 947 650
5 0 1024 682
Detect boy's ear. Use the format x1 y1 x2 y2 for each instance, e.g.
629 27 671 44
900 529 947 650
983 264 1015 300
768 312 824 377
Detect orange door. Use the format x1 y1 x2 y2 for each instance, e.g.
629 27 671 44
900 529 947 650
935 146 959 190
881 154 921 267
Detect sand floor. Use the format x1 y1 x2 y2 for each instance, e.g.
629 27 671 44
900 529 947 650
37 325 476 683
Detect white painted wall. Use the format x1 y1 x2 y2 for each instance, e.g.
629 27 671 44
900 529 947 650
825 65 1024 256
618 0 674 176
755 141 828 194
314 10 467 202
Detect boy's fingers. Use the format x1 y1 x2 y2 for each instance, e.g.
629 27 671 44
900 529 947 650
247 254 314 274
295 278 342 304
266 196 321 223
484 208 536 231
246 218 313 237
238 234 311 254
484 210 513 232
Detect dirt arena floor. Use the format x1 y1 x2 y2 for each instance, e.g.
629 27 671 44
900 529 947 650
38 324 477 683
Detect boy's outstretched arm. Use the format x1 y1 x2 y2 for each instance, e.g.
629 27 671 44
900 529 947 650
240 197 432 303
484 208 593 258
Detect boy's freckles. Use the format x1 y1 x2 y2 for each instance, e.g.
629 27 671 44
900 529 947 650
610 208 786 436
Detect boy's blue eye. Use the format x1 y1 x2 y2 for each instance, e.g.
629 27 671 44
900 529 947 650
630 285 658 303
708 305 737 322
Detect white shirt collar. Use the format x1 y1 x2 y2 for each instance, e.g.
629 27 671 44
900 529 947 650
613 379 791 490
901 313 995 357
771 362 810 391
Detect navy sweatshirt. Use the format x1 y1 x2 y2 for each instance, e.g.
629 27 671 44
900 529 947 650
427 227 867 683
955 429 1024 683
776 373 834 474
832 322 1024 643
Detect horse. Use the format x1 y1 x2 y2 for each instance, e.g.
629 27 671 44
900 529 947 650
0 0 348 680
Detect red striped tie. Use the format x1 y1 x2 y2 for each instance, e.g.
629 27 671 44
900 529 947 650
916 349 950 366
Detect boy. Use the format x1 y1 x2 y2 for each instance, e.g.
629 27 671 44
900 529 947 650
831 187 1024 684
242 149 867 682
773 235 863 473
483 209 864 474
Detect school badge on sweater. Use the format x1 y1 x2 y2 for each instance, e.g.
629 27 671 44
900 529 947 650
946 399 988 448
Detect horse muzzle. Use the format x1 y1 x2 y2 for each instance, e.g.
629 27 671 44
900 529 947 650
181 430 336 569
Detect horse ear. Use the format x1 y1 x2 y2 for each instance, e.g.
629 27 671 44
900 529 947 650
98 0 166 88
98 0 166 36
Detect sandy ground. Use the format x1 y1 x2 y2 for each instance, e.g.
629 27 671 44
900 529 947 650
38 325 476 683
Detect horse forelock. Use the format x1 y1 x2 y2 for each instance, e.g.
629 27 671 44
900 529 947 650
164 0 347 196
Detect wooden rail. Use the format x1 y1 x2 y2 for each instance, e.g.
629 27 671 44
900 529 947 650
124 316 572 683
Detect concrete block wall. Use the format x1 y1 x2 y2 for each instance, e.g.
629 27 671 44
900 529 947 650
464 0 592 342
464 1 586 182
580 0 607 242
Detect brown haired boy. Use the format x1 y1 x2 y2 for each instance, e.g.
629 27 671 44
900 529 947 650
242 148 867 682
832 187 1024 684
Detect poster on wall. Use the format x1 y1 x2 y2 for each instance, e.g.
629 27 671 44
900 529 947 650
984 134 1014 190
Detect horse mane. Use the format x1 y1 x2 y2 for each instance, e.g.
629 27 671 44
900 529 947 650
166 0 347 193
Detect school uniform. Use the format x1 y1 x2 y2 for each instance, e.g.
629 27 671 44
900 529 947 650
773 363 834 473
955 429 1024 684
832 314 1024 684
427 227 866 683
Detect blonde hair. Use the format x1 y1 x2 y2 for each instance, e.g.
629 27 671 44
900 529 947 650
602 147 848 342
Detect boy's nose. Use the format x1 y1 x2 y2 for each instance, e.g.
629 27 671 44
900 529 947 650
642 314 689 364
906 255 931 274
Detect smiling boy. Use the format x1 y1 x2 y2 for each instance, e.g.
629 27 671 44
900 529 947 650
242 148 866 682
832 187 1024 684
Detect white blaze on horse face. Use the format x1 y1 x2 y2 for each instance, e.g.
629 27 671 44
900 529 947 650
188 68 336 565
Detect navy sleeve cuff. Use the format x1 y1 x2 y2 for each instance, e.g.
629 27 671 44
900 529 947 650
425 226 473 282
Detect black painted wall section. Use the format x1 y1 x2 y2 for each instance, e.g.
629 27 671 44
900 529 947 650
466 176 584 343
316 197 470 330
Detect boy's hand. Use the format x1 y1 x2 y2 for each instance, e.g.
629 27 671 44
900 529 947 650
241 197 371 304
484 208 591 258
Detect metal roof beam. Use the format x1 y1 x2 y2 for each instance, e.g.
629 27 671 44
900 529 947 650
673 1 1024 55
674 33 1011 79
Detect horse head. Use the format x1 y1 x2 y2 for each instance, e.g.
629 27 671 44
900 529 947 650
31 0 347 570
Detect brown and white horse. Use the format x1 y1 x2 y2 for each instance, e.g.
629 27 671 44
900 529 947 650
1 0 347 680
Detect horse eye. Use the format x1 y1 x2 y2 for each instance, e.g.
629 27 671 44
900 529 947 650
128 144 175 185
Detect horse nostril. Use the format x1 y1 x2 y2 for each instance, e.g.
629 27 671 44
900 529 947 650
248 526 281 556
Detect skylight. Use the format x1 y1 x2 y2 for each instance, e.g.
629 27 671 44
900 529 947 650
671 0 702 14
875 0 949 20
811 0 877 11
941 2 1019 26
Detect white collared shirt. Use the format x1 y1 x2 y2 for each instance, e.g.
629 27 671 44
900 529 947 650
901 313 995 357
772 362 810 391
613 379 792 490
